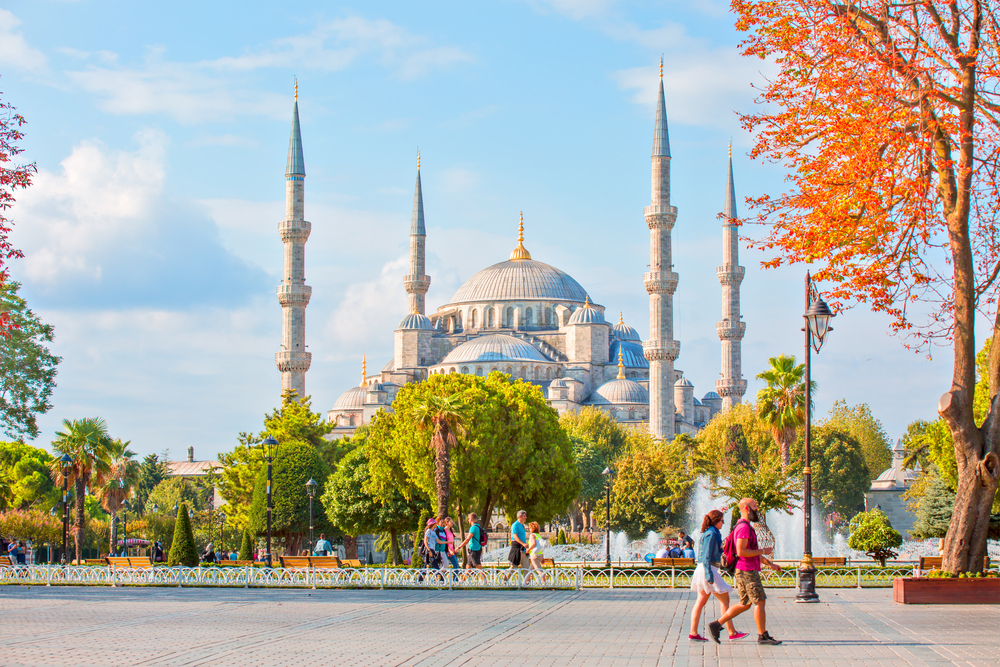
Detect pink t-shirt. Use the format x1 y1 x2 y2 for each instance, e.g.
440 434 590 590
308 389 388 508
733 520 760 571
445 528 455 555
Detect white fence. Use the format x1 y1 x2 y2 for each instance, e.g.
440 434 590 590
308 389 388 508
0 564 928 590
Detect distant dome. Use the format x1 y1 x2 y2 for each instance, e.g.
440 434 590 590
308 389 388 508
702 391 721 401
397 312 433 330
333 385 367 411
550 378 570 388
568 298 606 325
693 397 703 406
444 258 589 306
587 379 649 405
441 334 551 365
875 467 919 483
675 377 694 388
611 315 641 341
609 340 649 368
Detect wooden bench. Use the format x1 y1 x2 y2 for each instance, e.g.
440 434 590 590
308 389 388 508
107 556 153 569
920 556 990 570
278 555 340 570
812 557 847 567
84 558 107 566
542 558 556 568
652 558 695 568
216 560 254 567
0 555 14 567
340 559 362 568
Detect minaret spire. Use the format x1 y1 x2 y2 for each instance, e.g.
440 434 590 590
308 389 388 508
643 63 679 439
717 143 747 409
276 83 312 399
404 151 431 314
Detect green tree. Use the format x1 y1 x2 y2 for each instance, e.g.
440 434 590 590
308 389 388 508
411 393 465 519
239 529 253 561
93 439 140 555
712 445 802 527
822 400 892 481
168 502 198 566
145 477 209 516
755 354 811 466
263 390 333 448
366 372 579 528
218 432 263 534
0 282 60 440
695 402 774 476
49 417 113 563
791 426 870 517
569 435 607 532
560 406 627 462
248 440 330 557
0 440 56 510
847 509 902 567
131 453 168 515
322 445 428 565
910 470 956 540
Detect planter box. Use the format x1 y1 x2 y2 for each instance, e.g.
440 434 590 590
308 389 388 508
893 577 1000 604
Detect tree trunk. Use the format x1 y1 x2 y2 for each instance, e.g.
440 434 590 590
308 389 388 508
344 535 358 559
568 501 579 533
74 478 86 564
390 528 399 566
109 511 118 557
433 418 452 519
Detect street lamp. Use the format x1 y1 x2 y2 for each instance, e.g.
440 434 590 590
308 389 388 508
207 494 214 550
121 498 130 558
602 467 612 568
152 504 159 514
796 271 835 604
261 436 279 567
59 454 72 564
305 478 317 555
49 507 58 563
219 513 227 554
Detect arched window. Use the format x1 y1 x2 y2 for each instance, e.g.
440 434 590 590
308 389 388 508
534 366 540 379
628 408 636 420
449 367 457 374
456 312 463 329
349 414 357 426
629 371 637 379
505 307 514 327
520 366 527 378
487 308 495 327
461 366 469 374
524 308 533 325
545 308 552 325
505 365 513 376
644 372 649 379
546 367 552 380
470 309 477 328
491 366 498 373
475 366 483 376
608 409 617 419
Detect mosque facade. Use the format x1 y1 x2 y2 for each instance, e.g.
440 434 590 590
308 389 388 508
276 69 748 440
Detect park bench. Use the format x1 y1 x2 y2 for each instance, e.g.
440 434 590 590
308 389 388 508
340 559 363 568
84 559 107 566
216 560 254 567
0 555 14 567
278 555 339 570
651 558 695 568
811 557 847 567
107 556 153 569
920 556 990 570
542 558 556 568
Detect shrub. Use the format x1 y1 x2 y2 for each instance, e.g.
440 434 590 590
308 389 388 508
168 503 198 567
847 509 902 567
557 528 567 545
239 529 253 561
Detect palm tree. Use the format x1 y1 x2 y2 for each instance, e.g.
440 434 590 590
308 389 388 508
49 418 113 563
95 439 140 556
755 354 814 467
411 394 466 519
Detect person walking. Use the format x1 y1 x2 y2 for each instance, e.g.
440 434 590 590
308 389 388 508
688 510 746 642
444 518 461 570
708 498 783 646
458 512 485 570
526 522 547 584
434 518 449 571
422 518 441 570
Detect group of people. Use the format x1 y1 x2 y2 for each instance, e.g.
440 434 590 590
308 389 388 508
422 513 488 572
3 539 28 564
656 531 695 559
199 543 240 563
688 498 783 646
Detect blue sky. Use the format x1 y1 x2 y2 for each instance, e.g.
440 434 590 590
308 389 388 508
1 0 977 460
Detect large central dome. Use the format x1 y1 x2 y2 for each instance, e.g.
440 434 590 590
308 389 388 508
446 258 589 306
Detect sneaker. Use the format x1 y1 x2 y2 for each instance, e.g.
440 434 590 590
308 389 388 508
758 632 782 645
689 634 708 642
708 621 723 644
728 632 749 641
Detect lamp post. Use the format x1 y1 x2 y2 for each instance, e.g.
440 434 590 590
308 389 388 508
796 271 834 604
261 436 278 567
121 499 129 558
59 454 72 564
602 467 611 568
207 494 214 550
49 507 58 563
219 513 227 554
306 478 317 555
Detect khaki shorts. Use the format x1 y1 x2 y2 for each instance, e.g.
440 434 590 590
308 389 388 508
734 569 766 605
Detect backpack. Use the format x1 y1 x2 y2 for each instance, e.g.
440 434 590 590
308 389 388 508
721 519 750 576
476 524 488 550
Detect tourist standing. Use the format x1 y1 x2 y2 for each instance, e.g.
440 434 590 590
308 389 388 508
688 510 746 642
708 498 783 646
444 518 461 570
434 518 449 570
422 518 441 569
314 533 332 556
458 512 485 569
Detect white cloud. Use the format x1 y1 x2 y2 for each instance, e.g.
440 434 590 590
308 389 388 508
0 10 47 73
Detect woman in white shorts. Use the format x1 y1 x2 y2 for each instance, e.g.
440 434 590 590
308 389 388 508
688 509 747 642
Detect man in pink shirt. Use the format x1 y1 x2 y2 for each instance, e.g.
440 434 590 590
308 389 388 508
708 497 783 646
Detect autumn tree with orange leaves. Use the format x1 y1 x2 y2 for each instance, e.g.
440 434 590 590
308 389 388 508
731 0 999 574
0 85 34 336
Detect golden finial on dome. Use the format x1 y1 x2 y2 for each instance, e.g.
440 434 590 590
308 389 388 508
294 77 298 101
619 311 624 326
509 211 532 260
361 355 367 386
617 347 625 379
413 302 419 315
584 294 591 308
659 57 663 80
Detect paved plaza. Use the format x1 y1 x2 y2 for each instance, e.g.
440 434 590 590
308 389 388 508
1 585 996 666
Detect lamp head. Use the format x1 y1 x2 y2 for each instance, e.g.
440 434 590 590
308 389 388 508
261 436 279 458
59 453 73 469
152 504 159 514
189 508 194 519
172 504 178 513
805 297 834 352
601 467 611 483
306 478 318 497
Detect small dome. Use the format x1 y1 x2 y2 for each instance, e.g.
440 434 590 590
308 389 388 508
609 340 649 368
382 358 395 372
587 379 649 405
397 312 433 330
875 467 919 483
445 259 589 306
550 378 570 388
675 377 694 388
693 397 703 406
568 297 606 325
441 334 551 365
611 313 641 341
333 385 367 411
702 391 721 401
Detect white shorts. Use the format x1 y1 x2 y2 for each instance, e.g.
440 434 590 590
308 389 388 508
690 564 733 595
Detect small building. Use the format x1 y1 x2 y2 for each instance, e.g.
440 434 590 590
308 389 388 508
865 439 919 538
165 447 225 507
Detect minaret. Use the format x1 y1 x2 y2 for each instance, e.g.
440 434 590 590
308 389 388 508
276 80 312 398
404 153 431 315
716 141 748 409
642 59 679 439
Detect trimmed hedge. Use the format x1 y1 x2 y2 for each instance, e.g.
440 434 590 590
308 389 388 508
168 503 198 567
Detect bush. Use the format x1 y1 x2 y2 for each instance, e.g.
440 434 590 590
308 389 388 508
412 510 431 568
248 440 331 548
847 509 902 566
239 529 253 561
168 503 198 567
557 528 567 545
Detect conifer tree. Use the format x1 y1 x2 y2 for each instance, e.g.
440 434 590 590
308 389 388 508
238 529 253 562
911 472 956 540
168 502 198 567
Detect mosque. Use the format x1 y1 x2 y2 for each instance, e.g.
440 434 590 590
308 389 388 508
274 67 749 441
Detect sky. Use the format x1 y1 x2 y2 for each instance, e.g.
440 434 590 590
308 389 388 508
0 0 981 461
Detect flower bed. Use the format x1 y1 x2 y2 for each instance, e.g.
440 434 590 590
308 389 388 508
893 574 1000 604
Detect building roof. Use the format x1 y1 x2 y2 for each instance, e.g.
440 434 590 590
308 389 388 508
444 258 589 306
441 334 551 365
567 297 606 325
675 377 694 388
611 313 641 341
165 460 219 477
286 99 305 177
397 312 433 330
333 385 367 411
587 379 650 406
609 340 649 368
702 391 722 401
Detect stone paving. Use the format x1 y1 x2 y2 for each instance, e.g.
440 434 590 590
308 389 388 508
1 585 996 666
